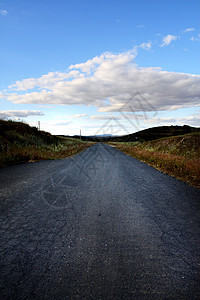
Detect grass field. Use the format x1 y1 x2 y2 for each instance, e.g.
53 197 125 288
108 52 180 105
0 120 93 167
110 132 200 188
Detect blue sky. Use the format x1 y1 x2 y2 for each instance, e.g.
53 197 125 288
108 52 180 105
0 0 200 136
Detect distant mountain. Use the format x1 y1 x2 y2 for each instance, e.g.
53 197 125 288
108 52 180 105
67 134 120 141
76 134 119 138
67 125 200 142
111 125 200 142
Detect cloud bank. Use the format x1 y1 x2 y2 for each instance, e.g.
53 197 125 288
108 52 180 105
0 110 44 120
2 49 200 113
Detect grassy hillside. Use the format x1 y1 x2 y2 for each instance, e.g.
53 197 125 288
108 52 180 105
109 125 200 142
111 132 200 188
67 125 200 143
0 120 93 167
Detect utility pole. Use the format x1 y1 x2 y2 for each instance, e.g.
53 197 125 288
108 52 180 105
38 121 40 131
80 129 81 140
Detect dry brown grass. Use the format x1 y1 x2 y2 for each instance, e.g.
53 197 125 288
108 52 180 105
0 120 93 167
0 142 93 167
113 133 200 188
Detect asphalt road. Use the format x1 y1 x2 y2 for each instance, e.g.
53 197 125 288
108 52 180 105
1 143 200 299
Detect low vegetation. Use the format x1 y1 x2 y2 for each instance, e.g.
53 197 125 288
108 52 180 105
107 125 200 143
111 132 200 188
0 120 93 167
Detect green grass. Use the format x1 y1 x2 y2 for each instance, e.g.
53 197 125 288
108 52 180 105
110 132 200 188
0 120 93 167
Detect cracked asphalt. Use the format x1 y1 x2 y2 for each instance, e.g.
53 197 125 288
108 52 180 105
0 143 200 299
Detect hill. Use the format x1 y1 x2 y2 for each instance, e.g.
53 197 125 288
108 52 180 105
0 120 92 166
109 125 200 142
68 125 200 142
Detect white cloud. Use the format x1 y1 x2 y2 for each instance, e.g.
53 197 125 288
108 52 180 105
0 110 44 120
0 9 8 16
71 114 87 118
2 49 200 114
90 113 143 121
55 114 87 119
140 42 152 50
183 27 195 33
190 34 200 42
145 115 200 127
37 105 53 108
9 70 80 91
160 34 178 47
90 115 121 120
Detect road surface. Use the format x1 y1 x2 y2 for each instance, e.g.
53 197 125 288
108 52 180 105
1 143 200 299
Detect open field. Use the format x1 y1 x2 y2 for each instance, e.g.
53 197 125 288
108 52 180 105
0 120 93 167
110 132 200 188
